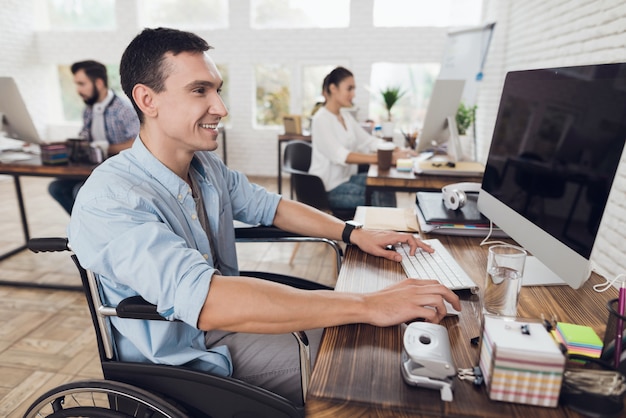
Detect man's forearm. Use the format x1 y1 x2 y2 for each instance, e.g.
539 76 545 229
197 274 365 333
272 199 345 241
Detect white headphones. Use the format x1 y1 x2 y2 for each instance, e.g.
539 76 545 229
441 182 481 211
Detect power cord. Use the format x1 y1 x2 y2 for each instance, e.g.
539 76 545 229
478 220 509 247
593 273 626 293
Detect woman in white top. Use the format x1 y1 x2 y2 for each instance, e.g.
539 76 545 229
309 67 411 212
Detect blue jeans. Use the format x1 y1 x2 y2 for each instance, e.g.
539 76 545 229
48 179 84 215
327 173 396 210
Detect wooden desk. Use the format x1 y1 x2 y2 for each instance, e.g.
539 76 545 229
306 236 617 417
365 165 482 205
277 133 311 195
0 155 93 290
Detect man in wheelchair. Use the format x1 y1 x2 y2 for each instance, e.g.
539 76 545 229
66 27 460 406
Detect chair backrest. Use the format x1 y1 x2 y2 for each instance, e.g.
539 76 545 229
282 140 312 173
282 140 355 220
290 172 332 212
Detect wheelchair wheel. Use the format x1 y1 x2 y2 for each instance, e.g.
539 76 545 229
23 379 188 418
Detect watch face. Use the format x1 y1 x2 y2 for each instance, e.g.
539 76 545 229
346 220 363 228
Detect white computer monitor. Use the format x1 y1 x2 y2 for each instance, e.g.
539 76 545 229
478 63 626 289
0 76 44 144
415 79 466 154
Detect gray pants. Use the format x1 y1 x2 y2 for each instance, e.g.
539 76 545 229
205 328 323 405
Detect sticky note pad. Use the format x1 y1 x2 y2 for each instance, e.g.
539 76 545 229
556 322 603 349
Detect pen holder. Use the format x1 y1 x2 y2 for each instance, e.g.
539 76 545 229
602 298 626 374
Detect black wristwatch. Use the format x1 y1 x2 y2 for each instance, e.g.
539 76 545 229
342 220 363 245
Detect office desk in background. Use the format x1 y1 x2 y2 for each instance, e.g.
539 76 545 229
306 238 618 417
276 133 311 195
365 164 483 205
0 155 94 290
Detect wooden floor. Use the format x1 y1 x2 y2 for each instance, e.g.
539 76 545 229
0 174 353 417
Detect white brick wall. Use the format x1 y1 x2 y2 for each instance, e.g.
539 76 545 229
1 0 625 280
476 0 626 281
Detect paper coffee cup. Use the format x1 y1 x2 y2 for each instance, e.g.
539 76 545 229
377 141 395 171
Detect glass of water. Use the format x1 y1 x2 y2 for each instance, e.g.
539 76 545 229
483 244 527 317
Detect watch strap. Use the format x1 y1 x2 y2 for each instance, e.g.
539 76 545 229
342 222 360 244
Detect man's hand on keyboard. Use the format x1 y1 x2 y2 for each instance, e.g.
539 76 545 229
363 279 461 325
350 229 433 262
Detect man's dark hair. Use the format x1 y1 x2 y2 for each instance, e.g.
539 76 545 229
71 60 109 88
120 27 212 123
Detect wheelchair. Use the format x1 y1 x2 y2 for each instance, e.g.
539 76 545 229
23 229 342 418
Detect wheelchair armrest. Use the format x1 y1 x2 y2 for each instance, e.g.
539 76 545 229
116 296 165 321
234 225 304 240
27 237 70 253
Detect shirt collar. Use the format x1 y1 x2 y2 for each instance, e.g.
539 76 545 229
93 89 115 114
129 136 207 198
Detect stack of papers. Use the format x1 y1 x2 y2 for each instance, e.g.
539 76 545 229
354 206 419 232
414 160 485 177
415 191 507 237
553 322 603 358
480 316 566 407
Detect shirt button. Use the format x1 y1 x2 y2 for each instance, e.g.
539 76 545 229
203 253 209 260
177 194 183 201
192 213 197 220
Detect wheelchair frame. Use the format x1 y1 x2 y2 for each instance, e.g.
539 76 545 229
24 232 340 418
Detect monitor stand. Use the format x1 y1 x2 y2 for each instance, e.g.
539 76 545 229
445 116 463 162
521 256 567 287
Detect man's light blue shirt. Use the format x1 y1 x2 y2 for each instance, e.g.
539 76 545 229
68 137 281 376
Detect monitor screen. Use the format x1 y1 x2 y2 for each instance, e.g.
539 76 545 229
0 77 44 144
415 79 465 153
478 63 626 289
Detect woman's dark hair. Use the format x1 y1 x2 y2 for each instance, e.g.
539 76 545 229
322 66 353 96
119 27 211 123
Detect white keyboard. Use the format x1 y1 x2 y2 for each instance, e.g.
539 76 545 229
394 239 478 292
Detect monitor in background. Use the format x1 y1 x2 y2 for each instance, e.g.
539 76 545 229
478 63 626 289
415 79 465 155
0 76 44 144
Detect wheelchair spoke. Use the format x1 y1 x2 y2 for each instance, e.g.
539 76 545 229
24 380 187 418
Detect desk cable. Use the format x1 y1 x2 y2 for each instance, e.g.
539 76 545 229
593 273 626 293
478 220 508 247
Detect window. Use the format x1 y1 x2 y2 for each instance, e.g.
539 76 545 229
35 0 115 30
368 63 441 131
373 0 482 27
255 64 290 127
251 0 350 29
137 0 229 30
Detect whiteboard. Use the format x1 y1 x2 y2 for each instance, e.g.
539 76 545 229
438 22 495 105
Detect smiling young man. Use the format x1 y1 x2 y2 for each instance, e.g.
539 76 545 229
67 27 459 405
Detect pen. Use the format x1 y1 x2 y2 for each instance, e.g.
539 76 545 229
614 280 626 369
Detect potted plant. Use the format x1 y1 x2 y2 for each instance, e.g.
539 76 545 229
380 86 406 139
455 102 477 160
455 102 477 136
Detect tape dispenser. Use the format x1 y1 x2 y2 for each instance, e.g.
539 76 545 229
401 322 456 401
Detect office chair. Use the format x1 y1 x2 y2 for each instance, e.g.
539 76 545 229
24 236 333 418
282 140 355 221
234 224 343 279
